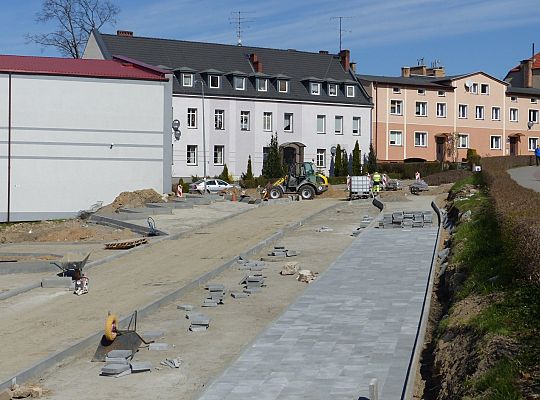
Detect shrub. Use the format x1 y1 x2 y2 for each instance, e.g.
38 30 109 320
352 141 361 175
328 176 348 185
366 143 377 174
177 178 190 193
466 148 481 169
378 161 442 179
217 164 233 182
262 133 285 179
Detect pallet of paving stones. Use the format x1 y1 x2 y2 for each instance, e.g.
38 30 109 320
377 210 433 229
105 237 148 249
260 245 299 261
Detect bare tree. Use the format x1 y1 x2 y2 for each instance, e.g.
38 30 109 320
27 0 119 58
445 132 459 163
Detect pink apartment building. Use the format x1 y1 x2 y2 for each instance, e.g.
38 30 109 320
359 60 540 162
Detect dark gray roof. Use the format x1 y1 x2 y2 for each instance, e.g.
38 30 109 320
357 74 452 88
506 86 540 96
94 31 371 105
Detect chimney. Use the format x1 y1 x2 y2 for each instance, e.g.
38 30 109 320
521 59 533 88
350 62 357 73
401 67 410 78
319 50 329 54
426 67 446 77
117 30 133 37
410 65 427 76
339 49 350 72
250 53 263 73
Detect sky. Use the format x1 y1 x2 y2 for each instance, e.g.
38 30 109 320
1 0 539 79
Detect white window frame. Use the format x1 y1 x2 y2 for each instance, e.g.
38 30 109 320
346 85 355 97
240 111 250 131
182 73 193 87
458 104 468 119
415 101 427 117
528 137 539 151
352 117 361 136
278 80 288 93
480 83 490 95
213 145 224 165
511 96 518 103
390 100 403 115
187 108 197 128
392 87 401 94
328 83 338 96
417 89 425 95
316 115 326 134
186 145 197 165
257 78 268 92
475 105 485 120
529 109 539 124
234 76 245 91
334 116 343 134
414 131 428 147
389 130 402 146
457 134 469 149
209 75 220 88
490 135 502 150
310 82 321 95
471 83 478 94
436 102 447 118
491 107 501 121
263 112 272 131
214 110 225 130
284 113 293 132
438 90 445 97
509 108 519 122
316 149 326 168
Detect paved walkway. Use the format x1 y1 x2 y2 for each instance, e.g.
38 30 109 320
508 166 540 193
198 218 439 400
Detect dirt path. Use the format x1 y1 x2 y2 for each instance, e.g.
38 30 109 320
0 200 340 383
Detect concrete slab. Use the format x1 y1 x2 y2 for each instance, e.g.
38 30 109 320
41 277 72 288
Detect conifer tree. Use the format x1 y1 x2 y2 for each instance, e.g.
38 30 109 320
334 144 342 177
340 149 349 176
262 133 283 179
352 140 361 175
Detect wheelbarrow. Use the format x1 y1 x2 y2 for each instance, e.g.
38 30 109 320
50 252 91 295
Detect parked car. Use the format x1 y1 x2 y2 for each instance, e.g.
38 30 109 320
189 179 236 194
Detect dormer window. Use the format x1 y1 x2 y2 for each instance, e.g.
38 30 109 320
310 82 321 95
257 78 268 92
328 83 338 96
182 73 193 87
278 79 288 93
234 76 245 91
209 75 220 88
346 85 355 97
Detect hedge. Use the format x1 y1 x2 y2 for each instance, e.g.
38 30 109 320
377 161 442 179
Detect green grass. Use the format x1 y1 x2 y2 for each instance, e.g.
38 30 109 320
472 358 522 400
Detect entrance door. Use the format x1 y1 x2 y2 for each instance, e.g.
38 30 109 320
436 137 445 162
509 138 518 156
283 147 296 166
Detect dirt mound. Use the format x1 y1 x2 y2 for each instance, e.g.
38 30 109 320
99 189 165 213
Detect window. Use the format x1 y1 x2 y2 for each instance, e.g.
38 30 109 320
511 96 517 102
310 82 321 95
392 87 401 94
414 132 427 147
240 111 250 131
214 110 224 130
234 76 245 90
209 75 220 88
436 103 447 118
182 73 193 87
531 98 538 104
352 117 361 136
187 108 197 128
213 145 224 165
278 80 288 93
457 134 469 148
346 85 355 97
471 83 478 94
490 136 502 150
509 108 519 122
458 104 468 119
263 112 272 131
390 100 403 115
438 90 445 97
480 84 489 95
263 147 270 163
415 101 427 116
328 83 338 96
257 78 268 92
389 131 402 146
284 113 293 132
529 137 539 151
335 116 343 134
417 89 425 95
187 145 197 165
316 149 326 168
529 109 539 124
475 105 485 120
316 115 326 134
492 107 501 121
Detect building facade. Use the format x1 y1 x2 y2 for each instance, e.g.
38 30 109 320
84 30 372 179
0 55 172 222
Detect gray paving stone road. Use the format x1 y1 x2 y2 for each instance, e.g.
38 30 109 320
198 221 439 400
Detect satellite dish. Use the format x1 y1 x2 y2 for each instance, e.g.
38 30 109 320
528 121 534 129
465 80 473 88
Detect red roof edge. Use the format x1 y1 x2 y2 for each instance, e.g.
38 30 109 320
112 55 170 75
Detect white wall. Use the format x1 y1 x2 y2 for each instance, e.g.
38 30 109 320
1 73 172 222
171 95 371 179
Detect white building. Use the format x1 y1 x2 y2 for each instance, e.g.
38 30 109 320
0 54 172 222
84 30 373 179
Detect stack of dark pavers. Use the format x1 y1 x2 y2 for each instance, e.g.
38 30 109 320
378 211 433 229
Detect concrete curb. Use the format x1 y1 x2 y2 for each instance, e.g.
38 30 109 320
0 201 341 390
401 201 442 400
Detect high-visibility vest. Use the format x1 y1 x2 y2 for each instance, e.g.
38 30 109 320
372 173 381 182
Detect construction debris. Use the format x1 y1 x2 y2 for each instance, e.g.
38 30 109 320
104 237 148 250
316 226 334 232
280 261 299 276
159 358 180 369
297 269 317 284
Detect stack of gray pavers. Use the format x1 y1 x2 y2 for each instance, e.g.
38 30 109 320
392 212 404 228
237 257 266 272
379 213 393 229
239 272 266 294
266 245 298 259
359 215 373 229
378 210 433 229
100 350 152 377
187 312 211 332
203 283 225 307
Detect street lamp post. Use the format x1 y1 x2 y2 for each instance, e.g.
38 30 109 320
196 79 207 194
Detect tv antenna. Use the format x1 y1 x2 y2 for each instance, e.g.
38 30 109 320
229 11 254 46
330 16 353 52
